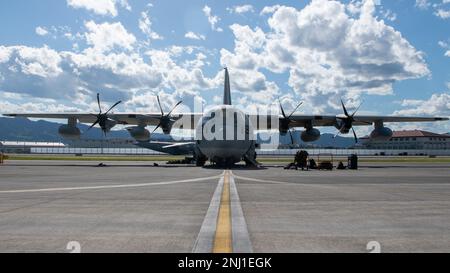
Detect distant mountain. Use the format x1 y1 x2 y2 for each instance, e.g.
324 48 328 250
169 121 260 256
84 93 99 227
0 117 71 142
0 117 354 148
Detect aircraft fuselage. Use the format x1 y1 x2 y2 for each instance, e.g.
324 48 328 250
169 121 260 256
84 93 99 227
195 105 255 166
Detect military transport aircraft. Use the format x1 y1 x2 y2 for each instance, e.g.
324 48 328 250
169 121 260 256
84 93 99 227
3 68 448 167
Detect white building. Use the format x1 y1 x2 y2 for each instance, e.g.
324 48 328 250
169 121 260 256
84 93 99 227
361 130 450 150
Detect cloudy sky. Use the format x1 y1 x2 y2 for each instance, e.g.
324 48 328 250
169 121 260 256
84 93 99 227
0 0 449 133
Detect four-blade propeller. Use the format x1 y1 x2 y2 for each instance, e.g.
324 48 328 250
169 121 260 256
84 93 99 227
335 99 368 143
152 95 183 134
279 99 303 145
87 93 122 136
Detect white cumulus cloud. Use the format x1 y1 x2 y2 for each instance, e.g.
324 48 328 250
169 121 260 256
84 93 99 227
139 10 163 41
415 0 431 10
395 93 450 116
84 21 136 53
67 0 130 17
35 26 49 36
224 0 430 113
415 0 450 19
435 8 450 18
203 5 223 32
260 5 281 15
227 5 254 14
0 45 62 78
185 32 206 41
0 41 220 113
438 39 450 57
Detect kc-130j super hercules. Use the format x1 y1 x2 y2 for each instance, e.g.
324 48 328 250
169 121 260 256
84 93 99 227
3 68 448 167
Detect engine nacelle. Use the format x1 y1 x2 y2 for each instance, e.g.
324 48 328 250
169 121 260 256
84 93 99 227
127 126 150 142
370 127 393 141
58 125 81 140
103 119 118 132
301 128 321 142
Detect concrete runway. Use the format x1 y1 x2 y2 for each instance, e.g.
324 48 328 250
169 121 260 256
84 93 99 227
0 160 449 253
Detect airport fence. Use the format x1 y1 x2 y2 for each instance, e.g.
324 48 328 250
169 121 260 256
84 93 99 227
257 149 450 157
30 147 166 155
19 147 450 156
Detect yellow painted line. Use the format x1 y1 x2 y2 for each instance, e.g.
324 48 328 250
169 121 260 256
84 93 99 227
213 170 232 253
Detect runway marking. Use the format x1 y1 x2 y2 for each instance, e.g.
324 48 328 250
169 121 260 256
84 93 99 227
192 172 224 253
213 171 232 253
193 171 253 253
229 172 253 253
233 174 292 185
234 174 450 186
0 175 222 194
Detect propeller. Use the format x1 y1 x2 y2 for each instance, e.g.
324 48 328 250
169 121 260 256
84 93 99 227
335 99 367 143
152 95 183 134
87 93 122 136
279 99 303 145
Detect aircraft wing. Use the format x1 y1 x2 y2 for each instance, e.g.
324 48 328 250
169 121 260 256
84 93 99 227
250 114 448 130
288 115 448 127
349 116 448 125
4 113 447 129
3 113 203 128
4 113 103 124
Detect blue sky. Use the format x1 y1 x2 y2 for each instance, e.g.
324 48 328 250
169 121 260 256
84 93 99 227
0 0 449 133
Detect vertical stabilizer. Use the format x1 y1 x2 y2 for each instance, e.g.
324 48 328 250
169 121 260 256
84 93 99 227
223 68 232 105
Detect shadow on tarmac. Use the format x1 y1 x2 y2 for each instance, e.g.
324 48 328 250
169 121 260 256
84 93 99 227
3 162 448 170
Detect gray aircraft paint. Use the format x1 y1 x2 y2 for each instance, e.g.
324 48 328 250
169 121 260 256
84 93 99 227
223 68 232 106
195 69 256 165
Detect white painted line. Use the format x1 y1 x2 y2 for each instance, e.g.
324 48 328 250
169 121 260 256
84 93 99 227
0 175 222 194
229 172 253 253
233 174 291 185
192 171 225 253
193 171 254 253
234 174 447 187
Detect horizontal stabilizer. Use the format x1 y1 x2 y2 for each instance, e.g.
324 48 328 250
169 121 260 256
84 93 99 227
162 142 196 149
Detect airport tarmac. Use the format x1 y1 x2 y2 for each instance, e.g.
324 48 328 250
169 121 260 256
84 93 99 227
0 160 449 253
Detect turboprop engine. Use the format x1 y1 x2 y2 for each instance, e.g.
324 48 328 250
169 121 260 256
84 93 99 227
301 128 321 142
58 125 81 140
127 126 151 142
370 126 393 141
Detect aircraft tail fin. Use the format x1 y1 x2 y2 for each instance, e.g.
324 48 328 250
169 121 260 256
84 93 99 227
223 68 232 105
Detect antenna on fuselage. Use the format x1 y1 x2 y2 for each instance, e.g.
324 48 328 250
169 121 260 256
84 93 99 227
223 67 232 105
